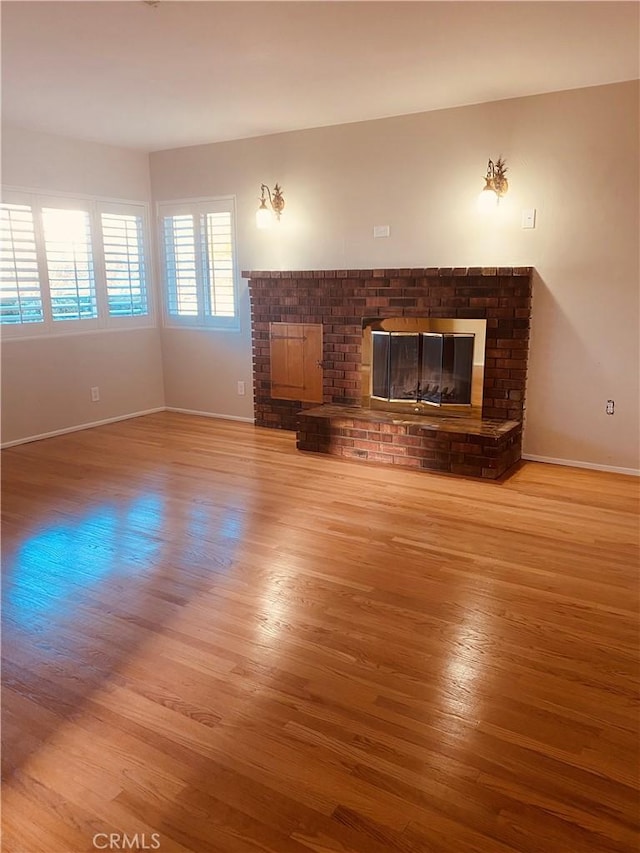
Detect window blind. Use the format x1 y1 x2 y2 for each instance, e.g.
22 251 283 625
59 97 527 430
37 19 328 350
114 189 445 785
203 211 235 318
101 212 147 317
0 203 44 325
159 198 238 328
42 207 97 321
163 214 198 316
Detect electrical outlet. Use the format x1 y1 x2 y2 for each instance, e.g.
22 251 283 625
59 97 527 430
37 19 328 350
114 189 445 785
90 386 100 402
237 381 246 396
606 399 615 415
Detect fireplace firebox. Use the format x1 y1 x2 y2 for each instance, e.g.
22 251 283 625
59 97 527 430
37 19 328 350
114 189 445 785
372 331 475 405
362 317 487 417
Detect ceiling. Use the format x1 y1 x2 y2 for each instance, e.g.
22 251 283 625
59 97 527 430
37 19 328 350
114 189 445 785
2 1 638 153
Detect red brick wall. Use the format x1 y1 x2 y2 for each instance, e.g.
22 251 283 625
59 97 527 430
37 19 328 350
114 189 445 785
244 267 532 431
297 408 522 479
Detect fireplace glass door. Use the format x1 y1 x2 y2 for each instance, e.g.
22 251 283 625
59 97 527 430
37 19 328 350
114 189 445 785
372 331 475 407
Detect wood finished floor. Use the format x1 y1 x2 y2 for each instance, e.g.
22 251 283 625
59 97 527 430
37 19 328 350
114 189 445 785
1 411 639 853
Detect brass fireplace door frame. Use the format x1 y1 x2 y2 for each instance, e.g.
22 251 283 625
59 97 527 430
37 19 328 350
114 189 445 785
361 317 487 418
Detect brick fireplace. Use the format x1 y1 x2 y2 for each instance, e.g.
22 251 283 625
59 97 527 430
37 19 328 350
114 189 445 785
244 267 532 478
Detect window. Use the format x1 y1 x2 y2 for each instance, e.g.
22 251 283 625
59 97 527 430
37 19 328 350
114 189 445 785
159 197 238 329
0 189 153 337
0 203 43 325
42 207 97 321
204 211 235 318
163 214 198 317
101 211 147 317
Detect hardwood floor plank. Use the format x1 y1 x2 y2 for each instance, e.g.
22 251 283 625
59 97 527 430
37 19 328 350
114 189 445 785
2 412 638 852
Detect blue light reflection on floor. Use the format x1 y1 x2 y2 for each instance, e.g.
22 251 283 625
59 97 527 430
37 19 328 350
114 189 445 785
187 505 244 544
123 494 165 558
220 508 244 541
3 494 165 632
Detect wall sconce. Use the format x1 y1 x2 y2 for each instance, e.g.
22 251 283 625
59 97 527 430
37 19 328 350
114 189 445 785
256 183 285 229
478 158 508 210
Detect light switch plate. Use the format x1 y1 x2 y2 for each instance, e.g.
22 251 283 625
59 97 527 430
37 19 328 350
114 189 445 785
521 209 536 229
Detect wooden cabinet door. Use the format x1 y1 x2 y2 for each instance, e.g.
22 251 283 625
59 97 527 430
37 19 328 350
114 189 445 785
270 322 323 403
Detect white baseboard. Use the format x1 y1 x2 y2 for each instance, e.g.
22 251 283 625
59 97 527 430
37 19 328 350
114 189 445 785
1 407 255 449
5 415 634 476
1 407 166 449
164 407 254 424
522 453 640 477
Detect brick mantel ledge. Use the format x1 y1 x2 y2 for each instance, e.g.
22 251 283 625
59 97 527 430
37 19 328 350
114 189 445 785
242 267 532 279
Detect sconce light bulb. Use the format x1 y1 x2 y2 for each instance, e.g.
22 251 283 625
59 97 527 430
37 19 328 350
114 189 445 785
256 200 273 229
477 187 499 211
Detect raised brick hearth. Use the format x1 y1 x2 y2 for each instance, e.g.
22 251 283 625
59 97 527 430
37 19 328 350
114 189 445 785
297 406 522 479
244 267 532 478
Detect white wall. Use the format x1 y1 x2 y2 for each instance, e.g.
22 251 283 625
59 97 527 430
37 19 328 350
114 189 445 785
150 81 639 473
1 126 165 444
3 84 638 471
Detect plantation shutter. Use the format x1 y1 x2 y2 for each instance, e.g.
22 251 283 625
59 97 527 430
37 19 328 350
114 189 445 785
42 207 97 321
163 213 199 317
203 211 235 317
0 202 44 325
159 198 238 328
100 212 147 317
